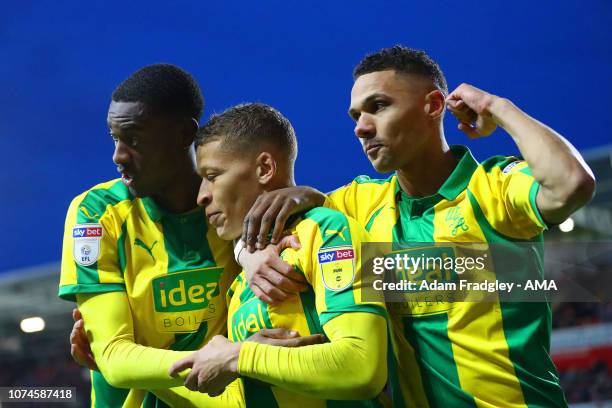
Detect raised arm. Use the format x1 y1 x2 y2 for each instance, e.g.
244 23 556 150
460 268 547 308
446 83 595 224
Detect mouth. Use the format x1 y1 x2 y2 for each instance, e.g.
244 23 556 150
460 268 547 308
121 173 134 187
365 143 384 155
118 168 136 187
206 211 223 225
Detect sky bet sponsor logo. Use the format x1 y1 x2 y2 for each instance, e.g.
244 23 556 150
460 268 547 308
318 247 355 264
72 225 103 238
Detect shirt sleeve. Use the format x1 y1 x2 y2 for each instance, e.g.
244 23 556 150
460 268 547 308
79 291 246 406
237 312 387 400
295 208 386 326
59 193 125 301
152 380 244 408
474 158 548 239
77 291 192 389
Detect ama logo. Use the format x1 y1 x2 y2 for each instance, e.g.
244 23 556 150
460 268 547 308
72 224 103 266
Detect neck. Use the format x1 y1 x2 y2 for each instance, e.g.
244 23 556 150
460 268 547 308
396 137 456 197
152 152 201 214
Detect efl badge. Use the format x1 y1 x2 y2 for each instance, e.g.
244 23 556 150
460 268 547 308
318 246 355 291
72 224 103 266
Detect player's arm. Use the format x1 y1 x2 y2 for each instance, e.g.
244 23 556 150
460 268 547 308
70 302 244 406
175 212 388 399
446 83 595 224
77 291 193 389
170 314 386 400
238 312 387 399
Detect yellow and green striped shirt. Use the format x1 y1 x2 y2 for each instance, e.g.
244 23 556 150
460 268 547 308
227 207 387 408
59 179 240 408
326 145 567 408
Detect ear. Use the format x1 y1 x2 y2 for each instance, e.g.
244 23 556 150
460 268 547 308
180 117 199 149
255 151 277 185
424 89 446 120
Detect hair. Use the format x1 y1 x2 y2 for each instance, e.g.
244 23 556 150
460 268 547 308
196 103 297 162
353 45 448 95
112 63 204 120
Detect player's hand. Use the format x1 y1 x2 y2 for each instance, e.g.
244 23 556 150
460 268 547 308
169 335 240 396
247 328 326 347
446 83 500 138
69 308 98 371
242 240 308 304
242 186 326 252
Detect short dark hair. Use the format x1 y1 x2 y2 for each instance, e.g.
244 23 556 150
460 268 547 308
112 63 204 120
353 45 448 95
196 103 297 162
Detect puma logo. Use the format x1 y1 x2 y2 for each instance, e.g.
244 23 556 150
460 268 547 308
325 226 347 241
79 206 99 220
134 238 158 261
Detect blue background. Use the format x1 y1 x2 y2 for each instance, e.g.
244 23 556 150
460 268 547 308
1 1 610 272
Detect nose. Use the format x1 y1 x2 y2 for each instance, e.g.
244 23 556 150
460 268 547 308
354 113 375 139
197 179 212 207
112 140 131 167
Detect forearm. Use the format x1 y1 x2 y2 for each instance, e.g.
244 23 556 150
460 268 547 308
78 292 191 389
237 313 386 400
490 98 595 219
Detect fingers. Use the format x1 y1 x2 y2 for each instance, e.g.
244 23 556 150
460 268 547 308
457 122 480 138
184 369 199 391
270 201 295 244
261 333 326 347
249 282 275 304
278 234 301 251
243 196 263 253
256 328 300 339
72 308 82 322
256 196 284 249
208 387 226 397
447 100 477 125
168 355 195 377
255 278 289 302
70 320 98 370
260 254 307 290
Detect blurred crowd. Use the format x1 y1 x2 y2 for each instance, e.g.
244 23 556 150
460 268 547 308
553 302 612 329
560 360 612 404
0 354 89 407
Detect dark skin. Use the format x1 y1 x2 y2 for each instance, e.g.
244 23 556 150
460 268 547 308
108 100 201 213
70 99 201 370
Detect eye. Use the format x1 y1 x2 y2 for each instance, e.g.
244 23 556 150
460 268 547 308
374 101 387 111
206 173 217 182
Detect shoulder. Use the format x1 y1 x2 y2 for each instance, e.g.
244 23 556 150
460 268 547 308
302 206 350 229
479 155 530 176
68 179 133 222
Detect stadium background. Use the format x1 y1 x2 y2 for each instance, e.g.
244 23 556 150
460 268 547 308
0 1 610 406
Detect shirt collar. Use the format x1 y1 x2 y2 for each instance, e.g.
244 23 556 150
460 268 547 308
395 144 479 203
141 197 203 222
438 145 479 200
